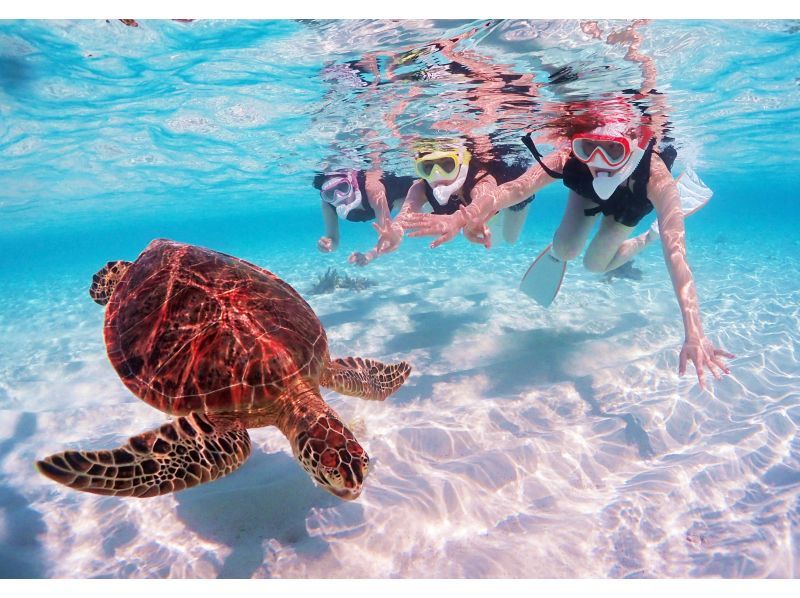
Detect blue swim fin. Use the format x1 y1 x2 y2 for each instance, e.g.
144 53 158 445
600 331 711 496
520 243 567 307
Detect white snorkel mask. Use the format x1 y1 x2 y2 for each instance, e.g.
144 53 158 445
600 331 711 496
320 170 363 219
571 123 651 200
415 148 472 205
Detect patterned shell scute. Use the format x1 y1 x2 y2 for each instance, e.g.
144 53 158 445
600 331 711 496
104 239 328 415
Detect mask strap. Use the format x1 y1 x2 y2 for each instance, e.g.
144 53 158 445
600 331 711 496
522 134 563 180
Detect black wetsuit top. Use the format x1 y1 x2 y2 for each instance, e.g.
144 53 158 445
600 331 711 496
324 172 415 223
561 140 677 227
523 135 677 228
422 157 535 215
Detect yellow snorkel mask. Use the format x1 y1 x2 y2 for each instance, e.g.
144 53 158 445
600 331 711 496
414 147 472 206
414 149 472 183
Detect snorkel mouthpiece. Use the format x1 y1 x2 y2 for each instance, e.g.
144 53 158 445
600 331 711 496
431 162 469 205
591 169 621 200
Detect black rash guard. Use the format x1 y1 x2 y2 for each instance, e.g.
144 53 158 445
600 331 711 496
561 140 677 227
522 134 677 228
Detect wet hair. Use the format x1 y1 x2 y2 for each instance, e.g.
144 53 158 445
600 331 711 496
412 137 474 159
312 173 327 190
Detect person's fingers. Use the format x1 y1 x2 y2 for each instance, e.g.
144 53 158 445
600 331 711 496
679 347 688 376
693 358 706 390
715 349 736 359
482 227 492 249
706 358 722 380
430 231 455 249
712 355 731 375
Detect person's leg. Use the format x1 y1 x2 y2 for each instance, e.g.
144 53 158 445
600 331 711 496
583 216 643 273
501 205 528 244
551 191 599 261
605 228 658 271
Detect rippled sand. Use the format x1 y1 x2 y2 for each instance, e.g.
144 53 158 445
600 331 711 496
1 230 798 578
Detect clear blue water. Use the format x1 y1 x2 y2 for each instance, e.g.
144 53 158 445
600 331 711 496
1 19 799 578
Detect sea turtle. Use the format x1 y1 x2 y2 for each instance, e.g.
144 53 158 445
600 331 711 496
36 239 411 500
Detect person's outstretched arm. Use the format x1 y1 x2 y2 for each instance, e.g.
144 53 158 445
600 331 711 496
318 202 340 252
648 157 734 389
404 146 569 248
349 179 427 266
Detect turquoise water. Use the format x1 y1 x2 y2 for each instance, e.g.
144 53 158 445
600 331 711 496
1 19 799 578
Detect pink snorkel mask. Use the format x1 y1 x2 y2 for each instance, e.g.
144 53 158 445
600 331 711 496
321 171 362 219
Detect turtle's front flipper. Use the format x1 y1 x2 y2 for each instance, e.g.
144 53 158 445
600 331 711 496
89 260 133 305
321 357 411 401
36 413 251 498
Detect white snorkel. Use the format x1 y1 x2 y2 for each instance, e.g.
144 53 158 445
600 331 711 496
431 160 470 205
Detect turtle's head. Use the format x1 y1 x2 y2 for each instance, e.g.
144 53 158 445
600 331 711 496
89 260 132 306
293 414 369 501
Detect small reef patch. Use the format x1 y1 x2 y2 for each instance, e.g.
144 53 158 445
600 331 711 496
308 268 375 295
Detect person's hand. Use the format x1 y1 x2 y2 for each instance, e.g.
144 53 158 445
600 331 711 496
459 205 492 249
317 237 336 253
679 335 735 390
372 219 404 255
348 250 375 267
404 212 464 248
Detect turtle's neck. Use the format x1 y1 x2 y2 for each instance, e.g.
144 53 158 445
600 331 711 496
275 376 338 443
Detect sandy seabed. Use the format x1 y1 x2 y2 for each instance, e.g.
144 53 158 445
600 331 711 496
1 230 798 578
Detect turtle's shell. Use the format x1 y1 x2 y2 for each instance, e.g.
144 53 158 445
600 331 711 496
104 239 328 415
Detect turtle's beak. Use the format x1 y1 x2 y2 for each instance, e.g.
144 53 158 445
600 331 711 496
329 486 362 501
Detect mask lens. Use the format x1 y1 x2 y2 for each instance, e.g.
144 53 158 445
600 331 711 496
573 139 597 161
420 160 437 177
321 179 352 203
436 157 457 175
417 155 459 179
602 141 626 162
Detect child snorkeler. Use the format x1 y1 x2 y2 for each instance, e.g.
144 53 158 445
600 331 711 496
314 168 415 266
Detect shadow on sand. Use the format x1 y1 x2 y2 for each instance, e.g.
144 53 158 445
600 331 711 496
175 450 360 578
0 412 47 578
403 310 658 459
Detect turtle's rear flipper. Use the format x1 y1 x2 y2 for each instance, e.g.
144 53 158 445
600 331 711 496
36 413 251 498
321 357 411 401
90 260 133 305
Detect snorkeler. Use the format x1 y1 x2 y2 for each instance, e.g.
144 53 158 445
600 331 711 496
405 116 733 389
314 168 415 266
380 138 536 252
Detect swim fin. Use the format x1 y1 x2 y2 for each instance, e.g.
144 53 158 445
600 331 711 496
650 167 713 237
520 243 567 307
